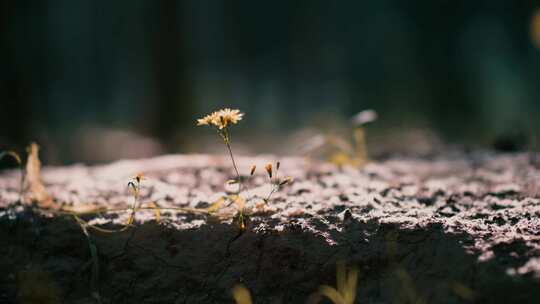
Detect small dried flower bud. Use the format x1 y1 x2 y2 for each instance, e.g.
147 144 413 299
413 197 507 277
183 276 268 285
133 173 145 183
279 177 293 186
250 165 256 176
127 181 137 192
276 161 281 170
265 163 273 178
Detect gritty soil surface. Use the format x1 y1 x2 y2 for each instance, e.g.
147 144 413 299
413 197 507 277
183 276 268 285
1 152 540 303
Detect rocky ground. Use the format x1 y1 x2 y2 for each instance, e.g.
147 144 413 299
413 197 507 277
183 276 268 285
1 152 540 303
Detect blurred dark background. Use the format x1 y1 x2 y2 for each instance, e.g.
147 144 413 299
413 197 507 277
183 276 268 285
1 1 540 164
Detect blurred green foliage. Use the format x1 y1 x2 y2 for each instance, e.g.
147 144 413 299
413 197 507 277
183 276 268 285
1 1 539 159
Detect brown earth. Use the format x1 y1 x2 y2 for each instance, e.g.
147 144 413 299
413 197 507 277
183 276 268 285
1 152 540 303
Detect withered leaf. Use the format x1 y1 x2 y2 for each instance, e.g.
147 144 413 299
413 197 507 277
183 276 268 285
25 143 55 208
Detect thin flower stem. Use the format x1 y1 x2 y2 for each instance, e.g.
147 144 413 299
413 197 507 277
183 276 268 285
265 187 277 202
265 164 280 203
225 140 242 194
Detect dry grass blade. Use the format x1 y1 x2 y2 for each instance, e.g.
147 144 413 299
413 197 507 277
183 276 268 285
230 194 246 210
0 150 22 165
65 204 211 234
395 268 426 304
25 143 54 208
207 197 226 213
72 214 130 233
61 204 105 214
232 284 253 304
344 266 358 303
74 216 102 304
319 285 345 304
336 261 346 296
126 180 141 226
60 206 207 217
146 201 161 223
319 263 359 304
0 150 25 202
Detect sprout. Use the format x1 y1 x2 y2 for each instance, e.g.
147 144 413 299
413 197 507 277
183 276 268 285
350 109 378 167
319 262 359 304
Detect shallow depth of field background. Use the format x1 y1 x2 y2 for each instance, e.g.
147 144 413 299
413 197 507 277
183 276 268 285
2 1 540 164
